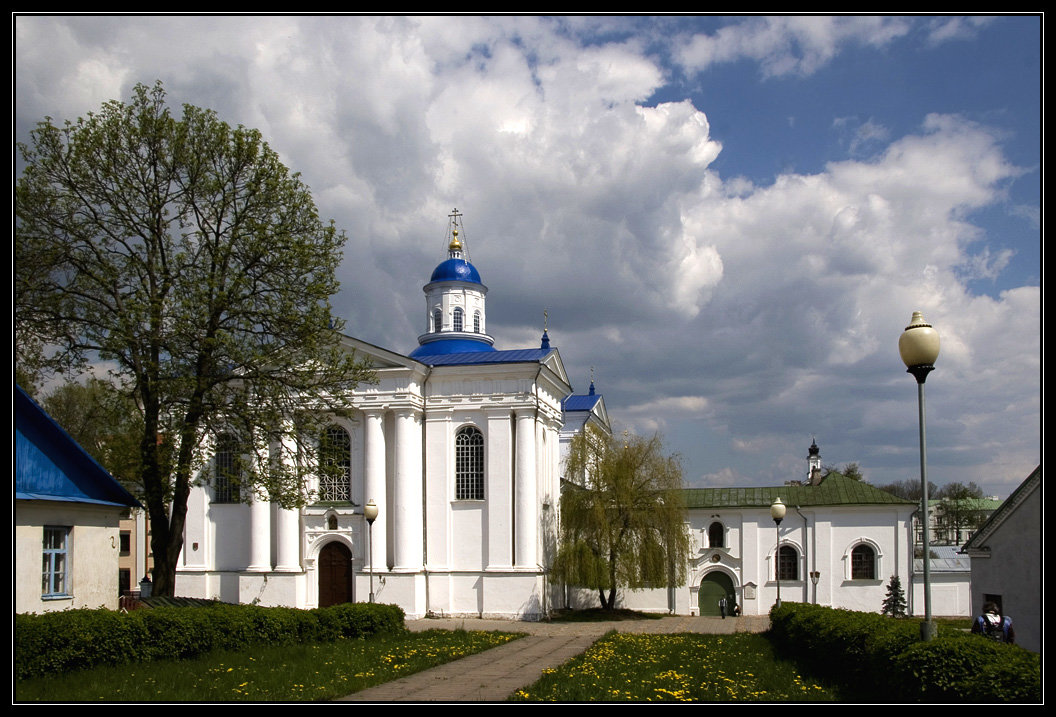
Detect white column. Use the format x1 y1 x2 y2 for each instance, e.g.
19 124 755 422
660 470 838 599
515 408 537 568
393 407 423 570
363 409 387 572
486 409 514 568
247 489 271 571
270 432 300 571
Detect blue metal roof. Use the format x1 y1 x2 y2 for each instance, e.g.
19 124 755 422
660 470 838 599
15 385 141 508
562 394 601 412
416 347 554 367
429 258 483 285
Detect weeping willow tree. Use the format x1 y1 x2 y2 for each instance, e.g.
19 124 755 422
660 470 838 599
553 427 691 610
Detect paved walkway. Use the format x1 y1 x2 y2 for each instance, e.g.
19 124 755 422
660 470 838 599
336 614 770 703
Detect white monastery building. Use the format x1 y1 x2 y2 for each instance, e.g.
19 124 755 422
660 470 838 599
177 214 963 620
178 213 587 618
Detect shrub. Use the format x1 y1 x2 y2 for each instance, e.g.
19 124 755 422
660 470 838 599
767 603 1040 702
15 601 405 680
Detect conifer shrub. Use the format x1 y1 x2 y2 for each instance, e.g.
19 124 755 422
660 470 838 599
15 601 405 680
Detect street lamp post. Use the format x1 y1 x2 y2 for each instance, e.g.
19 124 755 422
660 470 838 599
899 310 940 641
770 497 786 608
364 499 378 603
809 570 821 604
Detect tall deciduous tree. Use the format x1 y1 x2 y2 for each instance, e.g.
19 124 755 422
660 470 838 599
15 82 374 596
553 428 691 611
41 377 145 491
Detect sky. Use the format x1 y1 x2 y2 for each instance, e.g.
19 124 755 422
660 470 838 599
13 14 1042 499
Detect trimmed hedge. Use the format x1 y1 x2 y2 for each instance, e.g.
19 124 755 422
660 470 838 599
767 603 1040 702
15 601 405 680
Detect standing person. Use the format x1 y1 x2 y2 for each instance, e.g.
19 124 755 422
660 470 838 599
719 596 727 619
972 601 1015 644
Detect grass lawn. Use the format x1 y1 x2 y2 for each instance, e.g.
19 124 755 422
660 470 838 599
510 631 839 702
15 629 521 702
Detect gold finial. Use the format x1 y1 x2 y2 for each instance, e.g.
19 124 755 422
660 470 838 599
447 207 464 253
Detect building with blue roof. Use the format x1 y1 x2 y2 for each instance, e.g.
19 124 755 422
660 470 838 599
15 384 141 613
174 210 972 621
178 210 609 619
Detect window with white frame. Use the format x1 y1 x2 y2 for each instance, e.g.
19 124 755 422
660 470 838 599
433 308 443 333
453 307 464 332
42 526 70 597
851 543 877 580
455 426 484 500
214 433 241 503
777 545 799 581
319 425 352 502
473 311 481 333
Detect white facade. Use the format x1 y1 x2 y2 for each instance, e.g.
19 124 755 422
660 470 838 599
16 501 128 614
177 218 581 619
568 478 921 617
173 218 972 622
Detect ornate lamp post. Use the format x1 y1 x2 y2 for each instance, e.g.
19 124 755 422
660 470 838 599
899 311 940 641
809 570 821 603
770 497 786 608
364 499 379 603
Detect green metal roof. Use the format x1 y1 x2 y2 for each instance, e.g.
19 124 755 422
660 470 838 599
684 474 916 509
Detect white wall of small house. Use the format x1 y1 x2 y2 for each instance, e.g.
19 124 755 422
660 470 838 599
16 500 126 614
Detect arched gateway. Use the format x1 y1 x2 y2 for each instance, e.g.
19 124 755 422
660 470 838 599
698 571 736 616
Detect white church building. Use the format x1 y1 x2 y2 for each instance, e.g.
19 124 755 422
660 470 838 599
177 214 591 618
176 216 964 620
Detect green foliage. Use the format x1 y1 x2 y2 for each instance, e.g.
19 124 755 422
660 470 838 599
881 574 908 617
767 602 1040 702
15 80 375 595
17 629 518 702
512 632 837 702
552 428 692 610
14 602 405 680
41 377 146 494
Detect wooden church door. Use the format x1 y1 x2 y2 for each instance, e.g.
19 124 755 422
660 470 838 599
319 541 354 607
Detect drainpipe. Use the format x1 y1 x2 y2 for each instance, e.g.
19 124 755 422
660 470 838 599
794 506 812 604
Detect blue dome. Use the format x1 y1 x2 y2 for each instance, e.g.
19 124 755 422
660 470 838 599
409 336 496 359
429 258 482 284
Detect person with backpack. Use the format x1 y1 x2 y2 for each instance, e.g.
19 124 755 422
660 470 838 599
971 601 1015 644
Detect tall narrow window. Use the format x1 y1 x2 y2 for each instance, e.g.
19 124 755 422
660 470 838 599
433 308 443 333
214 434 240 503
777 545 798 581
319 425 352 502
453 307 464 332
473 311 481 333
708 521 725 549
455 426 485 500
42 526 70 597
851 544 877 579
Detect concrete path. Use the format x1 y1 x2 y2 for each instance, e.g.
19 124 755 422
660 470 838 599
336 614 770 703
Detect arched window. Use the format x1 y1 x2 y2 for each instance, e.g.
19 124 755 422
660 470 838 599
214 433 241 503
851 544 877 580
455 426 484 500
473 311 481 333
777 545 799 581
708 521 725 549
453 307 464 332
319 425 351 502
433 309 443 333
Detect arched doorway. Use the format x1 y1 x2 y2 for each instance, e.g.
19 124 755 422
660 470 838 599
698 571 736 616
318 541 354 607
